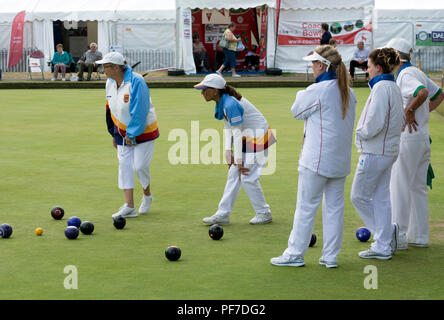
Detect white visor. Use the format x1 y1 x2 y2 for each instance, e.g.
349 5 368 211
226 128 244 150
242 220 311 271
303 51 331 70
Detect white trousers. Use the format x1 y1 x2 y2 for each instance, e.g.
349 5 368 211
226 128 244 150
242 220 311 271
216 150 271 216
117 141 155 190
351 153 397 255
390 138 430 245
283 166 346 263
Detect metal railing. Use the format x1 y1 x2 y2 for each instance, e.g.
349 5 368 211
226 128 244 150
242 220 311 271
0 48 36 72
411 48 444 72
0 47 441 73
123 49 175 72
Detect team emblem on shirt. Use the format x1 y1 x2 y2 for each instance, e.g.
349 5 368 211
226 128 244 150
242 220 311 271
124 94 130 103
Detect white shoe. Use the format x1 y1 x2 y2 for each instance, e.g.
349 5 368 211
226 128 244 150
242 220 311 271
319 257 338 268
390 223 399 255
408 242 428 248
62 78 66 81
112 203 138 219
51 78 56 81
249 212 272 225
139 194 153 214
202 213 230 225
232 74 241 78
397 233 408 250
270 255 305 267
358 249 391 260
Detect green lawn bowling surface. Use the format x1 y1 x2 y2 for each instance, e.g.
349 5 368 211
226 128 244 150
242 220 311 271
0 88 443 300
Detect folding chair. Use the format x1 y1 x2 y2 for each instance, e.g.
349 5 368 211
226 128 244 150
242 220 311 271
28 56 44 80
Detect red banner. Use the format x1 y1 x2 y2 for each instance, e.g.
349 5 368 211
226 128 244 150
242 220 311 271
8 10 26 69
258 7 268 70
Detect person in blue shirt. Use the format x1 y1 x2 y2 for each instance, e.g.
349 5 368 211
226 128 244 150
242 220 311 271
51 43 71 81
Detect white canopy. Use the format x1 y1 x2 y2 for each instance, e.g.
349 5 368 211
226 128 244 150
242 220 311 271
0 0 176 71
0 0 176 23
281 0 374 10
176 0 275 10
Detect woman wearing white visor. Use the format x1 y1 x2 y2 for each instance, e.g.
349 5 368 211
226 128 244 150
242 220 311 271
194 73 276 225
351 47 404 260
271 45 356 268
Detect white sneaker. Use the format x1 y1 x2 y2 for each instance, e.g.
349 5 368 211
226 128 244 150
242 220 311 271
202 213 230 225
358 249 391 260
319 257 338 268
112 203 138 219
270 255 305 267
249 212 272 225
62 78 66 81
232 74 241 78
51 78 56 81
139 194 153 214
397 233 408 250
408 242 428 248
390 223 399 254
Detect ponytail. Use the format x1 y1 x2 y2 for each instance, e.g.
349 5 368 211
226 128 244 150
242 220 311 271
219 85 242 100
315 45 350 119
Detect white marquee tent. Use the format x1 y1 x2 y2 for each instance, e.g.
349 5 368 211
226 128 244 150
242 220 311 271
0 0 176 71
1 0 443 73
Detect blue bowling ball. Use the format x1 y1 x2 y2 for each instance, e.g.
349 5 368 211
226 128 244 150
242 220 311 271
67 216 82 228
356 227 371 242
65 226 79 240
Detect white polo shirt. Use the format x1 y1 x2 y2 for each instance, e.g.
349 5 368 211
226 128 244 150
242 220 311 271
396 64 440 141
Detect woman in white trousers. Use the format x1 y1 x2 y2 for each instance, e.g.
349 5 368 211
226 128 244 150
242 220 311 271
385 38 444 249
351 47 404 260
271 45 356 268
194 73 276 225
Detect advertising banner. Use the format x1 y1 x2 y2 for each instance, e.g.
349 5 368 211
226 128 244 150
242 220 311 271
7 10 26 69
278 18 372 46
416 23 444 46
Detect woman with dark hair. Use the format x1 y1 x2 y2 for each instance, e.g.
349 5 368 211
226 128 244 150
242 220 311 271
351 47 404 260
271 45 356 268
194 73 276 225
320 23 332 45
216 22 241 77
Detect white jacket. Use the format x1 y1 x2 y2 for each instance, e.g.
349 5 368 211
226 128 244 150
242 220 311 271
355 78 404 156
291 77 356 178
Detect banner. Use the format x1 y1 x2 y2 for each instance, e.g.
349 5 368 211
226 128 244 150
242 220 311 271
8 10 26 69
415 23 444 46
278 19 372 46
258 6 268 70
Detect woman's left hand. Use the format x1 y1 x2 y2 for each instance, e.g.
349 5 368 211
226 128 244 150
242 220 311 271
124 136 133 146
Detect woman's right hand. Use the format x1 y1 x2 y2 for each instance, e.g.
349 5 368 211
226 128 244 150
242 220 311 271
225 150 234 168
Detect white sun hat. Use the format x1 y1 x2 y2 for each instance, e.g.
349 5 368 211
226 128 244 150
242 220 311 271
95 51 125 65
385 38 413 54
194 73 226 90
